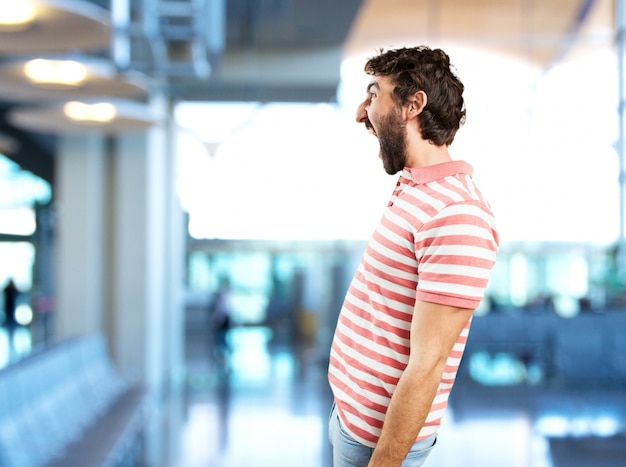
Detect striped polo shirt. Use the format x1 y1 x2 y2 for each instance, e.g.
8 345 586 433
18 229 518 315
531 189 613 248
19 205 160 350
328 160 499 448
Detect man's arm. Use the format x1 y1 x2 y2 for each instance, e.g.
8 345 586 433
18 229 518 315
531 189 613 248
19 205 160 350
367 300 473 467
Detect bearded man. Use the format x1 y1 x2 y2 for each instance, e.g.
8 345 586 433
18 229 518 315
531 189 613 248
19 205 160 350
328 46 499 467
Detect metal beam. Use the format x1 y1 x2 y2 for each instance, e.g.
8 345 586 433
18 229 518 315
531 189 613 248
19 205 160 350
168 81 338 103
548 0 598 68
618 0 626 246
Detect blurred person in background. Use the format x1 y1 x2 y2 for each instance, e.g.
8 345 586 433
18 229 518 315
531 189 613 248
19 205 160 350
327 46 499 467
209 276 233 360
3 279 19 335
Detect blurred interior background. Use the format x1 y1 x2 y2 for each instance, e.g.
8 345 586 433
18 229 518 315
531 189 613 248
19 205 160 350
1 0 626 466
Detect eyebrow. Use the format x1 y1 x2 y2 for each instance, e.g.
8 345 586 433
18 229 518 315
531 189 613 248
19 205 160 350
366 81 380 93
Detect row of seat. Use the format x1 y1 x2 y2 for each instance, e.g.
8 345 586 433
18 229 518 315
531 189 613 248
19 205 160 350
466 311 626 386
0 334 148 467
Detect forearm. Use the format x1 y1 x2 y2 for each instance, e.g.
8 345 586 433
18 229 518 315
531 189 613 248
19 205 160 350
367 365 442 467
366 300 473 467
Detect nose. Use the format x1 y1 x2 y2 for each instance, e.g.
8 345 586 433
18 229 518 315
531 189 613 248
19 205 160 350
355 99 368 124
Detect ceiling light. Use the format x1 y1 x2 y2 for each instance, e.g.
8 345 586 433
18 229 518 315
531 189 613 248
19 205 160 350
8 99 156 133
24 59 88 88
63 101 117 123
0 0 36 31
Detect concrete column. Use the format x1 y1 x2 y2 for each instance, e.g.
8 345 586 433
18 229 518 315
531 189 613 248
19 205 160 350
109 131 156 384
54 134 106 338
108 91 185 393
163 107 187 392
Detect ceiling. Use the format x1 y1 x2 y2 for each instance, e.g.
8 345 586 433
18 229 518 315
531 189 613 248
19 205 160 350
0 0 616 185
346 0 614 68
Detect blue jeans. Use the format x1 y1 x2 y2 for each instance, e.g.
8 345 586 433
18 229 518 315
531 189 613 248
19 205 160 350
328 403 437 467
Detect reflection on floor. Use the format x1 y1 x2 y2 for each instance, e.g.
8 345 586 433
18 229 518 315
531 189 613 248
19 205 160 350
0 326 33 368
161 326 334 467
2 324 626 466
161 325 626 467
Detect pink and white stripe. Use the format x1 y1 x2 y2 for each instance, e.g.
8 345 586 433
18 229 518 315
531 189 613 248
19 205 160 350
329 160 498 448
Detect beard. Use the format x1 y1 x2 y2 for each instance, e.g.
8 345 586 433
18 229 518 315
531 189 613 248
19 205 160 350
376 108 407 175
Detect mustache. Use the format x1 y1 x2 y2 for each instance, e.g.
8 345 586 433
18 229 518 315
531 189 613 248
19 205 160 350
364 119 374 131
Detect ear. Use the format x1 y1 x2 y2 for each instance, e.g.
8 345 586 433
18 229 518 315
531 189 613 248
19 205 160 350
407 90 427 117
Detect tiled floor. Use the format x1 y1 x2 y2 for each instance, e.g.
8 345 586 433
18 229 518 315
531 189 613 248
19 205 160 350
2 324 626 466
154 326 335 467
154 325 626 467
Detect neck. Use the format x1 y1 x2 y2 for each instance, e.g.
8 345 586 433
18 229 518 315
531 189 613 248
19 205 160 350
405 137 452 168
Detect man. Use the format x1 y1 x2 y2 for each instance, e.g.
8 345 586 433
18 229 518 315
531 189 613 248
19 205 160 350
328 46 499 467
3 279 18 330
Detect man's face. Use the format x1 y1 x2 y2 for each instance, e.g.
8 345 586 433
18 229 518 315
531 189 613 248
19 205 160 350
356 75 407 175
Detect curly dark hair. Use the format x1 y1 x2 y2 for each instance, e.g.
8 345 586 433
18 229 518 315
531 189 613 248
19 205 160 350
364 46 466 146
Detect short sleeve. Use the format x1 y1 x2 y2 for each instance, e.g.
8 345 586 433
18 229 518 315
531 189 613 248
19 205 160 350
414 201 499 309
